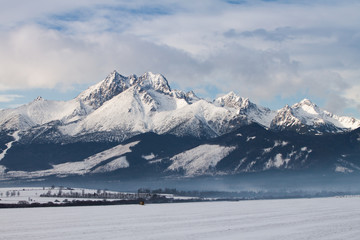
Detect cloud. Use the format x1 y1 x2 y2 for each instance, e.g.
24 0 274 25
0 25 104 90
195 45 302 101
0 24 302 103
0 0 359 117
0 24 207 92
224 28 292 42
344 85 360 111
0 94 23 103
324 94 349 115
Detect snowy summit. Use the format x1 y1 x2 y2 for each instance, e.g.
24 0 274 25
0 70 359 143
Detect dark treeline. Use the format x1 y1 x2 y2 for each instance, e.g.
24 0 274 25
0 199 143 209
137 187 357 199
40 188 152 200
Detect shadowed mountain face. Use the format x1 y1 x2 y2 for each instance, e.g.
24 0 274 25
0 123 359 183
0 71 359 184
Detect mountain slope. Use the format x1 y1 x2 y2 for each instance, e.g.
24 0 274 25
271 99 360 133
0 70 359 182
1 124 359 181
1 70 359 144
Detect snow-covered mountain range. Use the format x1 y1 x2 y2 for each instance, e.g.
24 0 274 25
0 70 359 143
0 70 359 182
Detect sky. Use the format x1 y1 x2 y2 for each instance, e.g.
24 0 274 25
0 0 359 118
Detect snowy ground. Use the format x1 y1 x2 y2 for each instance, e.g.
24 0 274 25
1 197 360 240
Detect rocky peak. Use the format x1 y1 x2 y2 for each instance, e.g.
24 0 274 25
291 99 321 116
185 91 200 104
215 92 241 107
128 74 138 85
103 70 129 87
293 98 316 108
280 104 291 112
215 92 255 112
271 105 300 130
299 98 313 105
138 72 171 93
78 71 173 109
78 71 132 109
34 96 44 102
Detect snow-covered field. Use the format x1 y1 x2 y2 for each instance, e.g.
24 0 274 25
1 197 360 240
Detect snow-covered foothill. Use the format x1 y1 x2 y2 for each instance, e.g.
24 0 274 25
92 156 129 173
2 141 139 179
168 144 236 176
0 131 19 161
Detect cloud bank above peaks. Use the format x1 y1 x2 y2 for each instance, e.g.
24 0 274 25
0 0 360 117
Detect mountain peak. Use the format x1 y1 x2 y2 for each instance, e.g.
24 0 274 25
106 70 119 79
298 98 314 106
78 71 173 109
34 96 44 102
214 92 251 110
184 91 200 104
78 71 131 109
292 98 320 115
103 70 128 87
223 91 239 99
110 69 119 76
185 90 198 99
138 72 171 93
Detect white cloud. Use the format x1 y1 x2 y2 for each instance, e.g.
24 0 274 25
0 24 205 91
0 94 23 103
0 25 104 90
344 85 360 111
0 0 359 117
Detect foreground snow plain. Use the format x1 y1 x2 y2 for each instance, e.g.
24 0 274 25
1 197 360 240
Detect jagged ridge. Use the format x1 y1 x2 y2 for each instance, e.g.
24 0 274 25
0 70 359 144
